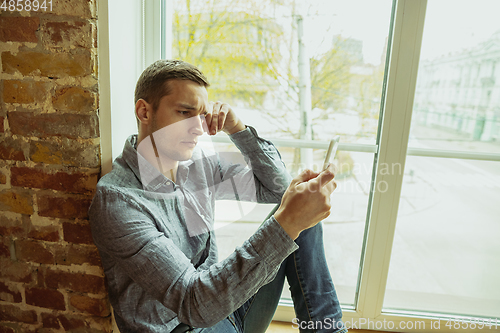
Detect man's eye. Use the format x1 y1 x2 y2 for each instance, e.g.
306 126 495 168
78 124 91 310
179 111 190 115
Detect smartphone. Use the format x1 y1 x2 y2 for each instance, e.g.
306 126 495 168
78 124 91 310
323 135 340 170
265 136 340 220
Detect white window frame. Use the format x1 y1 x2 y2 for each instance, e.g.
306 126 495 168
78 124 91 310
98 0 500 331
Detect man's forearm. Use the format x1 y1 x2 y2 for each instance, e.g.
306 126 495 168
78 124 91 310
228 126 292 201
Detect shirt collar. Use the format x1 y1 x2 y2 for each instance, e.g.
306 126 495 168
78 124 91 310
122 135 194 192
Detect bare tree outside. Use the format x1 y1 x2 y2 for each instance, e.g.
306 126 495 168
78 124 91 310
171 0 386 176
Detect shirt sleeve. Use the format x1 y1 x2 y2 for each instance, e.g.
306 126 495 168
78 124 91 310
214 126 293 204
89 186 298 328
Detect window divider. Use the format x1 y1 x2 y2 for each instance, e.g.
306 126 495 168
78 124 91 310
204 135 378 153
97 0 113 175
407 147 500 162
143 0 163 68
355 0 428 320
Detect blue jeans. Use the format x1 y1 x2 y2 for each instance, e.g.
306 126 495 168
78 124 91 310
194 222 347 333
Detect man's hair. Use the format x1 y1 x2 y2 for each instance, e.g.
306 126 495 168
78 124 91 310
134 59 210 113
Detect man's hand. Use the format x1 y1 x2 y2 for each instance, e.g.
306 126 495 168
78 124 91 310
274 165 337 240
205 101 246 135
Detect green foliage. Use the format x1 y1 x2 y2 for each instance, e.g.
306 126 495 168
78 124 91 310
310 36 356 111
173 0 283 107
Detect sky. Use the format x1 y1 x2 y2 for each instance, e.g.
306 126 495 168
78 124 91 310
300 0 393 65
295 0 500 64
420 0 500 60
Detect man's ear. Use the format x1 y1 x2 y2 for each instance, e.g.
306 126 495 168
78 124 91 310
135 99 153 125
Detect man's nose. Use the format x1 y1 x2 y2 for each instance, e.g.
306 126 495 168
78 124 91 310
189 114 206 136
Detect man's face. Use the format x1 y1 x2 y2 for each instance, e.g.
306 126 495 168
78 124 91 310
149 79 209 163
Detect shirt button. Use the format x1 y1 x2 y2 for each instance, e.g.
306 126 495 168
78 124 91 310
166 182 171 186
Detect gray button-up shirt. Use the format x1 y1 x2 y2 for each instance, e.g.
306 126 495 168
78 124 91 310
89 127 298 332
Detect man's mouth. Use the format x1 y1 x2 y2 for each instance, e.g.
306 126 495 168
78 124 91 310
181 141 197 148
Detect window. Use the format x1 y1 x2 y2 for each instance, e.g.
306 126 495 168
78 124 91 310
103 0 500 329
168 0 393 308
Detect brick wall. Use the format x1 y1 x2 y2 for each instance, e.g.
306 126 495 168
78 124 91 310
0 1 111 332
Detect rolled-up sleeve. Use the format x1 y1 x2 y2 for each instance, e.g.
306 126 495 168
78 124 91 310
89 186 298 327
215 126 292 203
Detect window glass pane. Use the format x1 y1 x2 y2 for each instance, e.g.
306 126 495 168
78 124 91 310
171 0 392 306
410 0 500 154
384 156 500 317
172 0 392 145
384 0 500 316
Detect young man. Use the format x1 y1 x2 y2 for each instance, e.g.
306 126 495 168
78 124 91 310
89 60 347 333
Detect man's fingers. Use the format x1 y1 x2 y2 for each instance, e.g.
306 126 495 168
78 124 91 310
211 102 220 135
208 101 230 135
218 104 228 131
292 169 318 185
317 166 335 187
323 179 337 195
204 102 214 134
203 113 212 133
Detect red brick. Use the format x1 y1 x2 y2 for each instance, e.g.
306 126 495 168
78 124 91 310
29 140 63 165
57 314 87 330
0 281 22 303
0 258 33 283
0 189 33 215
0 236 14 258
0 304 37 324
0 242 9 258
27 225 59 242
2 51 93 78
54 244 101 266
26 287 65 311
41 312 87 330
40 312 60 329
0 136 26 161
11 166 98 194
53 0 93 19
9 112 99 139
37 193 91 219
15 239 54 264
3 80 49 104
63 222 93 244
52 86 96 112
0 214 27 238
69 294 109 317
29 139 100 167
44 269 105 294
6 324 36 333
0 325 15 333
42 20 92 50
0 17 40 43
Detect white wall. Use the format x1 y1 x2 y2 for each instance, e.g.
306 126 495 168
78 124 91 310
108 0 144 159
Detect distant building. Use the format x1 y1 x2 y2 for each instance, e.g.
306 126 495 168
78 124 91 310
413 30 500 141
334 35 364 64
